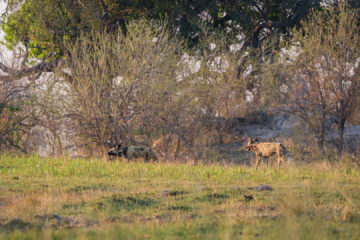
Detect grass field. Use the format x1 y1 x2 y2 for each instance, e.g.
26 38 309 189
0 154 359 239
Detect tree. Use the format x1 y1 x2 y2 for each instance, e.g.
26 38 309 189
0 50 37 151
0 0 324 82
51 20 182 153
264 3 360 161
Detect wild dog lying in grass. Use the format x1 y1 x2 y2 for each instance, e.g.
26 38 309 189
245 136 292 169
108 144 157 162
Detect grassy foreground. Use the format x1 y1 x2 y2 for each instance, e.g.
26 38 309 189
0 154 359 239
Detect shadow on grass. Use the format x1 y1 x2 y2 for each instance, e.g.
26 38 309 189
97 194 156 212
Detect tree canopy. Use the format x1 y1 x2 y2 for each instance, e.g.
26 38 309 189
0 0 327 80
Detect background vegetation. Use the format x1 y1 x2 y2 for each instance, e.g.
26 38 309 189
0 1 359 163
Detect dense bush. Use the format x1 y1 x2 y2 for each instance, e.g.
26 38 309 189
0 4 359 163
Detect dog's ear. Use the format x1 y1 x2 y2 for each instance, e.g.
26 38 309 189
248 136 252 145
254 136 259 142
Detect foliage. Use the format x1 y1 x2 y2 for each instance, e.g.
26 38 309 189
1 0 324 60
0 52 37 151
37 19 252 159
51 20 182 151
262 3 360 160
0 2 359 160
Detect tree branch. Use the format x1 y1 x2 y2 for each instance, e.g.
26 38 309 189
243 0 321 49
98 0 109 20
249 0 268 22
0 57 58 81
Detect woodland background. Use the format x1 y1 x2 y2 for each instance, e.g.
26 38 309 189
0 0 359 164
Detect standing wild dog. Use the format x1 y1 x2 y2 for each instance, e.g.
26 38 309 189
108 144 157 162
245 136 291 169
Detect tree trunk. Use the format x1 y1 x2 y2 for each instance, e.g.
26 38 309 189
318 109 328 159
337 119 345 164
174 135 181 160
318 120 326 156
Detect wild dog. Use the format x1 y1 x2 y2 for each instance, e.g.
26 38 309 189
108 144 158 162
245 136 291 169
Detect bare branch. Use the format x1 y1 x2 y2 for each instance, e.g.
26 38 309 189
243 0 321 48
98 0 109 20
0 57 58 81
249 0 268 21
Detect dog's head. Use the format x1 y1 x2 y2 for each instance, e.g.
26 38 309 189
108 144 124 156
245 136 259 151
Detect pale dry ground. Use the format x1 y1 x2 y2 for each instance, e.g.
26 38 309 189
0 154 359 239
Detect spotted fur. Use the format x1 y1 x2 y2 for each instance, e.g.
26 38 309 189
245 136 291 169
108 144 157 162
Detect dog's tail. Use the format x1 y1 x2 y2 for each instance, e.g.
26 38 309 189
280 144 292 162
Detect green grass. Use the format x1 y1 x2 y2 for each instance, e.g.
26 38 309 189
0 153 359 239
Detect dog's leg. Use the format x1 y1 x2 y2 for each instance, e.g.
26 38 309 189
145 152 150 162
280 156 286 167
278 145 286 166
276 146 282 169
277 157 280 169
255 154 261 169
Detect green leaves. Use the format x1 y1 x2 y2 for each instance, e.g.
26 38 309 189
1 0 327 61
